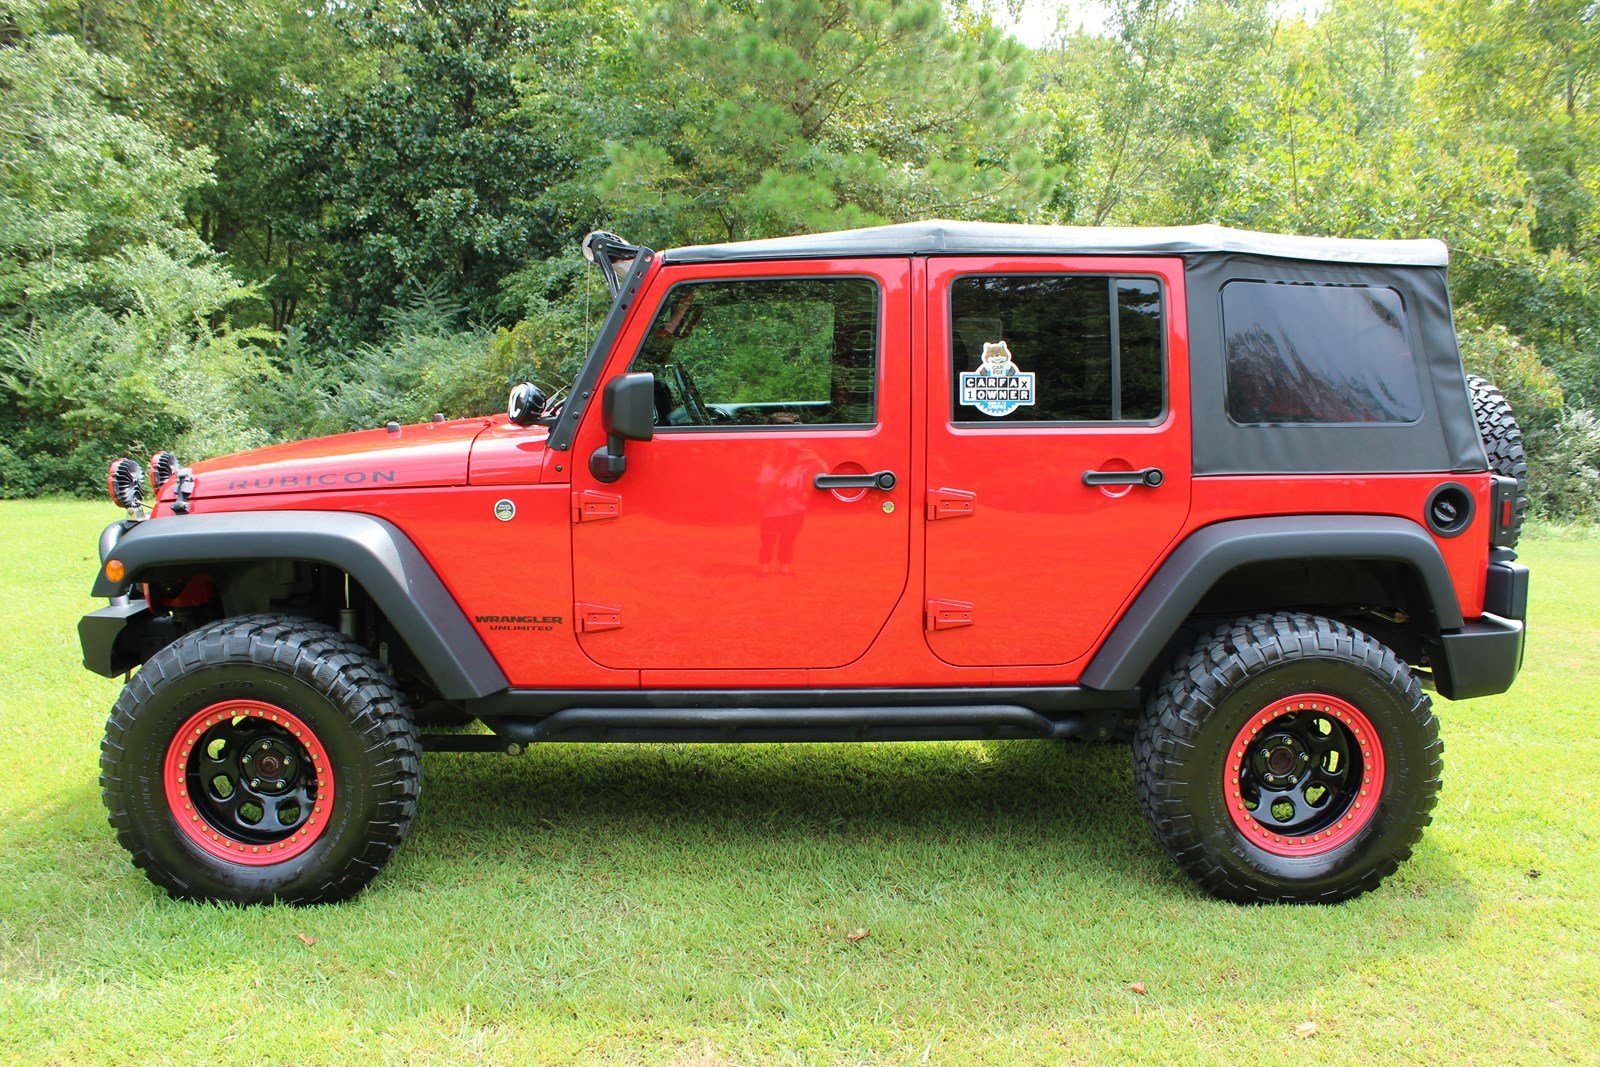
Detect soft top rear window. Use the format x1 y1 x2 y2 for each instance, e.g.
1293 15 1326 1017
1222 280 1422 425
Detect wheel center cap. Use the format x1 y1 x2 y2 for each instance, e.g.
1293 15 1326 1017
1252 732 1309 788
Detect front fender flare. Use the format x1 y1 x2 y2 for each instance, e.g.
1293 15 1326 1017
90 511 508 700
1080 515 1464 691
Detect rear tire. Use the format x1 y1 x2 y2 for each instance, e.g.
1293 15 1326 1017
1133 613 1441 903
100 614 421 904
1467 373 1528 545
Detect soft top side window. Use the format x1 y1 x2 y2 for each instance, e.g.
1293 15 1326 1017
950 275 1164 424
629 277 879 428
1222 280 1422 425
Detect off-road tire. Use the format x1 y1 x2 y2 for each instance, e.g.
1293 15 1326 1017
1467 373 1528 546
100 614 421 904
1133 613 1442 903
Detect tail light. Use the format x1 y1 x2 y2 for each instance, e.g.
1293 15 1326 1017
1488 476 1519 548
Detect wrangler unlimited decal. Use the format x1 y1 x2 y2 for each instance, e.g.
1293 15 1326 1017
475 614 562 632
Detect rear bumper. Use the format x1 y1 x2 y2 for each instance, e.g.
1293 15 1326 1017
1429 555 1527 701
1432 610 1525 701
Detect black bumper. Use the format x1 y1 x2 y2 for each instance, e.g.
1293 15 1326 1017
79 600 152 677
1429 558 1528 701
1432 613 1525 700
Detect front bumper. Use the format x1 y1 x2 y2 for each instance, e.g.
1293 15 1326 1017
79 599 152 677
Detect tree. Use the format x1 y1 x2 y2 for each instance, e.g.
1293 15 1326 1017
268 0 583 349
598 0 1056 246
0 18 272 496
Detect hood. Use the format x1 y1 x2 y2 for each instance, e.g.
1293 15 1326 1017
175 417 494 501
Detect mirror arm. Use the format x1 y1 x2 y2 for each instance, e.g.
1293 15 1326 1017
590 434 628 483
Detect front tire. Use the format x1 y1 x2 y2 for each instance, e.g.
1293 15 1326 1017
1133 613 1441 903
100 615 421 904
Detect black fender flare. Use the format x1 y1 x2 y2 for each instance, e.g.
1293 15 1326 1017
1080 515 1465 691
90 511 509 700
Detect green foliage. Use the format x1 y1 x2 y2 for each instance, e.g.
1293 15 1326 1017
599 0 1055 246
3 0 1600 501
308 285 498 433
265 0 583 348
0 24 274 497
1532 405 1600 520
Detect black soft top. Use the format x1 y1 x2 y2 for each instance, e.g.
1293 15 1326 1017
662 220 1450 268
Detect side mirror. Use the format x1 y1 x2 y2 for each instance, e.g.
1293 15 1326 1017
590 372 656 482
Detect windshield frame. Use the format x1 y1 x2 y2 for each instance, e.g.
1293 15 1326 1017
546 245 656 452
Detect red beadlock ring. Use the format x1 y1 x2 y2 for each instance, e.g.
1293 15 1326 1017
163 700 335 866
1223 693 1386 857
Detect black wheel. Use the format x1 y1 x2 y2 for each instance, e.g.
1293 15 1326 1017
1467 373 1528 545
1133 613 1442 904
100 614 421 904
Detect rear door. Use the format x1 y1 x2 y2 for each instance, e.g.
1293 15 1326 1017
569 258 912 671
923 256 1191 667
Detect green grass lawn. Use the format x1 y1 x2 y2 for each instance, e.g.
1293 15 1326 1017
2 499 1597 1065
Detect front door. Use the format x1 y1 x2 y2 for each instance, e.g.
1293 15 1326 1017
923 256 1192 668
570 259 912 671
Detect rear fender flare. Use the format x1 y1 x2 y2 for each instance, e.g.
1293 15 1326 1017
1081 515 1464 691
90 511 508 700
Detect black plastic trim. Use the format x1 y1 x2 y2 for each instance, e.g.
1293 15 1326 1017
459 688 1139 744
1424 481 1475 537
547 248 655 452
1431 612 1524 700
1485 560 1529 621
79 599 152 676
85 511 509 700
1081 515 1465 691
466 685 1139 719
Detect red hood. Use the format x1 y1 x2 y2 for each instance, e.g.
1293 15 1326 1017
177 417 496 500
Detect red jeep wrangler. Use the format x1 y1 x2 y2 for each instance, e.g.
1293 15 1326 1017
82 222 1529 905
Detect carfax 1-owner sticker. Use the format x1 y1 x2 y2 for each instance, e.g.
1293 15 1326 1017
959 340 1035 417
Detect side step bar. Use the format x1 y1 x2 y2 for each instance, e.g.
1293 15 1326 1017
419 687 1144 751
424 707 1134 751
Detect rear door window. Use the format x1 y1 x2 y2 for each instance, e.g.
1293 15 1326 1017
1222 281 1422 425
949 275 1164 423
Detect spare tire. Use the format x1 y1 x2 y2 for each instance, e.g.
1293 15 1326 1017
1467 374 1528 546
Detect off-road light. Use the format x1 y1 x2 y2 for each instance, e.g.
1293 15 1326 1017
106 458 144 511
507 382 547 426
149 451 179 492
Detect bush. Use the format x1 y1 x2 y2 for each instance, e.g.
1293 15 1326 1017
1533 406 1600 522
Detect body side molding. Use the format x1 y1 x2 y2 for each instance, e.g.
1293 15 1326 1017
90 511 508 700
1080 515 1465 691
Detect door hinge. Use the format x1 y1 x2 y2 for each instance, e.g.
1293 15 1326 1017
573 489 621 523
926 487 976 520
925 598 975 631
576 602 623 633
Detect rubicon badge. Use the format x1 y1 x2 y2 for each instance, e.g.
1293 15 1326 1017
493 499 516 522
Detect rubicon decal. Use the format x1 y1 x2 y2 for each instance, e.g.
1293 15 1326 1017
224 469 398 491
475 614 562 632
959 340 1035 417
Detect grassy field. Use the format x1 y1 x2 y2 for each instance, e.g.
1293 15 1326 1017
2 498 1597 1065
